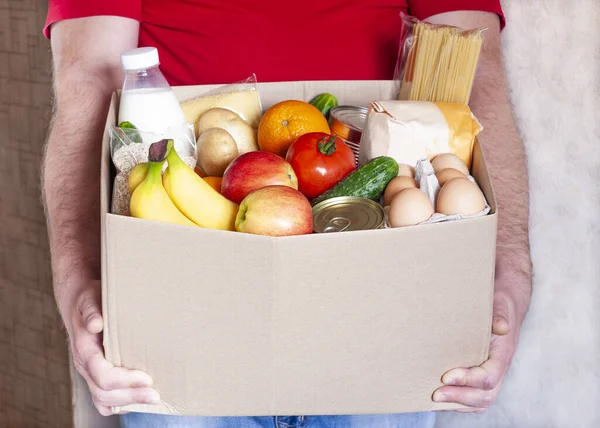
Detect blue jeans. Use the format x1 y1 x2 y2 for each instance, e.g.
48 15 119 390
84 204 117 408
120 412 436 428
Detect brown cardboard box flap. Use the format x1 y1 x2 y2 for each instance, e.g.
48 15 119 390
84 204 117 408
101 81 497 416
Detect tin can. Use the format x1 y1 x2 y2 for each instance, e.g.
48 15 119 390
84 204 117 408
329 106 368 164
312 196 385 233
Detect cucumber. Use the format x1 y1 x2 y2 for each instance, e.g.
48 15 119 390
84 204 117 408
309 93 338 120
311 156 399 206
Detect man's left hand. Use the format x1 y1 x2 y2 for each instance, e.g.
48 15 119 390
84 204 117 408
432 289 522 413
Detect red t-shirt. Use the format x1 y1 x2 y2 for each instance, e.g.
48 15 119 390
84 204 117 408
44 0 504 86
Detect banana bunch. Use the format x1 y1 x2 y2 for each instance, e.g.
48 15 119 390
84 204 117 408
129 139 238 230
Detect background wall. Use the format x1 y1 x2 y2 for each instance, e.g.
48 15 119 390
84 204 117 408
0 0 74 427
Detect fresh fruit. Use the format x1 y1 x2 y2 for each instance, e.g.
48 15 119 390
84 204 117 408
388 188 434 228
309 93 338 120
311 156 399 206
196 127 239 176
128 162 149 195
221 151 298 205
129 148 197 227
203 176 222 193
235 186 313 237
159 139 239 231
382 176 418 206
257 100 331 158
285 133 355 199
196 107 258 155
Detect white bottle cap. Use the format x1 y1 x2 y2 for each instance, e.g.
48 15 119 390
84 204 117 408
120 47 160 71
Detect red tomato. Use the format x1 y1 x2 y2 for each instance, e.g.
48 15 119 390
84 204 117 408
285 132 356 199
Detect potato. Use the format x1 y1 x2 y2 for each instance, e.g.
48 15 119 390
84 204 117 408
196 108 259 155
197 108 242 134
196 127 239 177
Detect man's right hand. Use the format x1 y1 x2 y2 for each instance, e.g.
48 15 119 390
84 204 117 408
69 280 160 415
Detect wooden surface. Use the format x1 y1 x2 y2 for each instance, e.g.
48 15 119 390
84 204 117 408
0 0 73 426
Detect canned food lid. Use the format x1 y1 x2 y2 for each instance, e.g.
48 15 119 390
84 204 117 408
329 106 368 131
313 196 385 233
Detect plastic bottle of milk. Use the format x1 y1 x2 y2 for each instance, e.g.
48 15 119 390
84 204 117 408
118 47 193 154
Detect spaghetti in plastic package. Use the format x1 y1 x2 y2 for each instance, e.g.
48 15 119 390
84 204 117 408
178 74 263 139
358 100 482 170
393 13 485 105
108 124 197 216
382 158 490 228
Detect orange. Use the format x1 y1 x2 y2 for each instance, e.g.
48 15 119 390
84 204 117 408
258 100 331 158
203 176 222 193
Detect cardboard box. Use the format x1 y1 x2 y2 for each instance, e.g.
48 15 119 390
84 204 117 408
101 80 497 416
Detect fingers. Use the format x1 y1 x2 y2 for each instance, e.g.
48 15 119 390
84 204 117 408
77 287 104 334
435 334 514 411
69 288 159 414
441 335 508 389
492 293 511 336
433 383 500 408
95 404 118 417
91 385 161 408
75 349 160 413
86 352 154 390
95 402 132 417
441 357 504 390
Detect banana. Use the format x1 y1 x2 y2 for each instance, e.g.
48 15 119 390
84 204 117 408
129 158 197 228
162 140 239 231
128 162 149 195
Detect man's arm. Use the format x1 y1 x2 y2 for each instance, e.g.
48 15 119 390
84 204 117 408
43 16 160 415
425 11 533 411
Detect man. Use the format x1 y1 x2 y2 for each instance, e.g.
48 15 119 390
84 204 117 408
42 0 532 427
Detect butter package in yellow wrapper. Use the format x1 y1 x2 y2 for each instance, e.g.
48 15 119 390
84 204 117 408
358 100 482 171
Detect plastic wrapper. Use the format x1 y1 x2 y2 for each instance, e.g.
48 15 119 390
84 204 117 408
394 13 485 105
359 100 482 170
179 74 263 139
109 124 197 216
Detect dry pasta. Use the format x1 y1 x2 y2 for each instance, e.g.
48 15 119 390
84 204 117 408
394 14 484 105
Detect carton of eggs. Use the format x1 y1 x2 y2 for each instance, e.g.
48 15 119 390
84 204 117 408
385 153 490 228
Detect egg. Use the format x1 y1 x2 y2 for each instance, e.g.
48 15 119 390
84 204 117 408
388 188 434 227
436 177 486 216
436 168 466 186
397 163 415 178
383 176 419 206
431 153 469 176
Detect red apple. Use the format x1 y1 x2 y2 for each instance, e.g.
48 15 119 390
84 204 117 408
221 151 298 204
235 186 313 237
